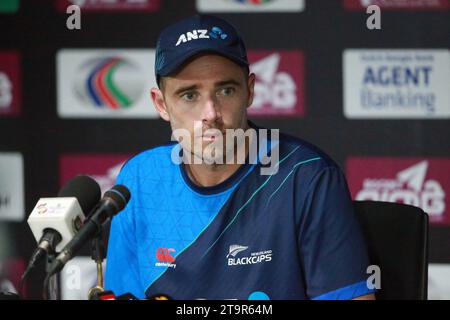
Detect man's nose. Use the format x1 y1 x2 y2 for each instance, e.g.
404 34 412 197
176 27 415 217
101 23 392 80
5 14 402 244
201 95 221 123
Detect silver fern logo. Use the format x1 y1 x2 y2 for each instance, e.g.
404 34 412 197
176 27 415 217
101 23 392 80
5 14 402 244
226 245 248 258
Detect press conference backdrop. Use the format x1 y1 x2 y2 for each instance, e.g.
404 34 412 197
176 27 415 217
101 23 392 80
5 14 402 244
0 0 449 299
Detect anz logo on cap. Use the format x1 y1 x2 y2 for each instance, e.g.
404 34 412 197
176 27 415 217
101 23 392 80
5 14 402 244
175 27 228 47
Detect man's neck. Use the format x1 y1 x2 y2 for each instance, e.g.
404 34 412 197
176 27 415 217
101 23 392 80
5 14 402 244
184 161 243 188
184 123 253 188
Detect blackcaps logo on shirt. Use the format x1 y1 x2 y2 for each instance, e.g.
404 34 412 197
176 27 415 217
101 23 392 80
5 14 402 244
227 244 272 266
175 27 228 46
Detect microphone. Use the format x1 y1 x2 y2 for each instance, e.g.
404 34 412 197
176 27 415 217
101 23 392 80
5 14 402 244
24 176 101 275
46 185 131 277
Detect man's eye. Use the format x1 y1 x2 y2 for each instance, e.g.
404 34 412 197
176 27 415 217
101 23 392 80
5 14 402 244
219 87 235 96
182 92 196 101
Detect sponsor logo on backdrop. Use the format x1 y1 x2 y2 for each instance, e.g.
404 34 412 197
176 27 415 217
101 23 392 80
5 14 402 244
343 0 450 10
0 51 21 117
343 49 450 119
346 157 450 225
74 57 145 109
60 257 104 300
57 49 158 118
248 51 305 117
197 0 305 12
60 154 130 194
55 0 160 12
197 0 304 12
0 153 24 222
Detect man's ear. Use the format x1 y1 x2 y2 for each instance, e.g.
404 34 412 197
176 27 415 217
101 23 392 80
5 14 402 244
150 87 170 121
246 73 256 108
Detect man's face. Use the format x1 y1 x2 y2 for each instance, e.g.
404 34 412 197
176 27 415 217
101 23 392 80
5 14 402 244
152 54 255 164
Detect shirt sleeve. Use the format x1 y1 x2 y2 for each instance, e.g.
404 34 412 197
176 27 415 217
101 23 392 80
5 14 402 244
104 167 145 299
298 165 375 300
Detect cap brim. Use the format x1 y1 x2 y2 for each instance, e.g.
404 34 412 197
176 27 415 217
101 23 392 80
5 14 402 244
157 47 249 78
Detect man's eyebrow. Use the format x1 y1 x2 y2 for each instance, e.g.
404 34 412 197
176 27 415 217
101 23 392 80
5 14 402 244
173 84 198 96
172 79 242 95
215 79 241 87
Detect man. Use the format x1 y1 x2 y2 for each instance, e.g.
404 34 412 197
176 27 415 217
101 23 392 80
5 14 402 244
105 15 375 300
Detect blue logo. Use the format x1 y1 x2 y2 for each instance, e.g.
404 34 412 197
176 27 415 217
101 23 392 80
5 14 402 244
209 26 227 40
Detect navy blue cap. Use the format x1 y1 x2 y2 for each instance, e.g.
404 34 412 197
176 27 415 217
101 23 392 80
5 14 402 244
155 15 249 85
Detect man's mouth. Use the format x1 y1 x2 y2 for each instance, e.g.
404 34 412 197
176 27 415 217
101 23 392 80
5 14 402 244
200 128 225 142
202 134 217 142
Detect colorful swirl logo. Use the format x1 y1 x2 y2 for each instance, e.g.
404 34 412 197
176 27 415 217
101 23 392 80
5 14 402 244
231 0 275 5
74 57 145 109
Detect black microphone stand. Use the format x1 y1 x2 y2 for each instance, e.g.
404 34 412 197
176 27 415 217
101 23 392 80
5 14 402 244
44 252 59 300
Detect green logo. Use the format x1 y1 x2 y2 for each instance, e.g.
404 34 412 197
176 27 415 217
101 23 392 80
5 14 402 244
0 0 19 14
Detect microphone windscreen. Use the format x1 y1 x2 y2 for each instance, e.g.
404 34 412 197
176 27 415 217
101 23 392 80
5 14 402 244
104 185 131 213
57 175 101 214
